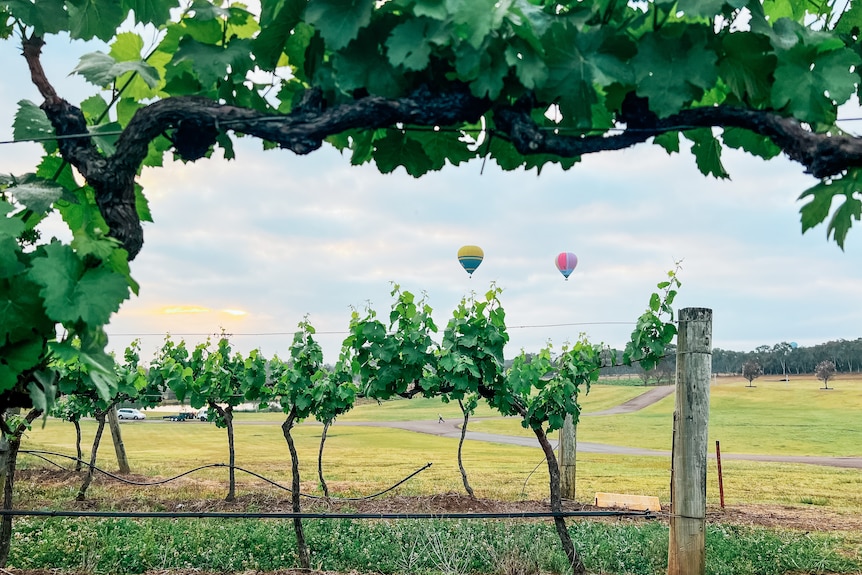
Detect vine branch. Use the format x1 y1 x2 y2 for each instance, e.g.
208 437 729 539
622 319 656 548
22 35 862 260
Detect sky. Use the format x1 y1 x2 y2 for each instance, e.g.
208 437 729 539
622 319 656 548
2 32 861 366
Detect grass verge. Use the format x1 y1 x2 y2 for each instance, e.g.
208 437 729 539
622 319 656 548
8 516 860 575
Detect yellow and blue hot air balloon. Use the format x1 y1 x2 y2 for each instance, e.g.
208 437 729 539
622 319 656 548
555 251 578 280
457 245 484 277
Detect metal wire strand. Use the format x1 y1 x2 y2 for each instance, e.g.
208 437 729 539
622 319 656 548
20 450 431 501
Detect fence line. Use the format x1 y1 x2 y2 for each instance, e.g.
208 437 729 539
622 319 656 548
0 509 656 520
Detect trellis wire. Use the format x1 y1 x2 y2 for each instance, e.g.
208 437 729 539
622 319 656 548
20 449 431 501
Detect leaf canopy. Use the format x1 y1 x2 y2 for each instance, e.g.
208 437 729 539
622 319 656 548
2 0 862 412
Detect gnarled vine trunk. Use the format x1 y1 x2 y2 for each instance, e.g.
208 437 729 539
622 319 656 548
77 409 108 501
211 403 236 502
532 426 585 575
282 409 309 569
0 408 42 567
317 420 330 499
72 418 83 471
456 400 475 499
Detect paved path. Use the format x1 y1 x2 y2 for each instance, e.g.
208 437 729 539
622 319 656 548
342 387 862 470
587 385 675 416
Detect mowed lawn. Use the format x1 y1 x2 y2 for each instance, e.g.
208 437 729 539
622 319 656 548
469 375 862 457
19 374 862 514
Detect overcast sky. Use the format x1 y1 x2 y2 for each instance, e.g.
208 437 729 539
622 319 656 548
3 33 861 365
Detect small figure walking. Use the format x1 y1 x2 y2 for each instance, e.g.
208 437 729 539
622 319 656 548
438 413 444 424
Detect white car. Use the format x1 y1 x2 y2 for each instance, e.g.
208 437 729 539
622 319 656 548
197 408 209 421
117 408 146 420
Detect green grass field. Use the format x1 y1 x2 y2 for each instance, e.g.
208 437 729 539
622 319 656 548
468 375 862 456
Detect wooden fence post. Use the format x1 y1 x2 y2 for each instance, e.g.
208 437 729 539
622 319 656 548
668 308 712 575
107 406 131 474
559 411 576 500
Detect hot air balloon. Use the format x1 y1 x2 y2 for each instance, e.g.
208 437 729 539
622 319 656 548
555 252 578 280
457 245 484 277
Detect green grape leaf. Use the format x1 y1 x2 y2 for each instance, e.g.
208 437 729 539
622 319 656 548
800 183 839 234
142 134 172 168
470 49 508 99
70 229 121 260
507 0 553 53
109 31 144 62
772 45 858 124
123 0 176 26
35 155 79 197
373 130 434 177
719 32 776 106
78 345 118 402
448 0 505 49
407 129 475 170
254 0 305 69
505 38 547 90
677 0 724 17
834 1 862 36
653 132 680 154
118 48 172 100
0 365 17 395
67 0 127 41
799 170 862 248
0 0 68 35
386 18 433 71
260 0 285 24
173 38 254 87
632 27 718 117
347 129 375 165
280 22 315 82
134 183 153 223
187 0 229 20
13 100 57 153
226 5 259 40
304 0 374 51
722 127 781 160
488 134 527 171
6 180 65 214
827 194 862 249
2 337 45 375
0 202 26 239
332 30 403 97
73 51 160 89
0 236 24 279
28 241 131 326
116 98 142 126
759 1 804 21
413 0 447 20
684 128 729 179
80 94 110 123
0 273 54 344
28 369 57 413
106 247 139 296
540 24 632 126
523 152 578 173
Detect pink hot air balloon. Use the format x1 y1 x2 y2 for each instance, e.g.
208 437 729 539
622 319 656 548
555 252 578 280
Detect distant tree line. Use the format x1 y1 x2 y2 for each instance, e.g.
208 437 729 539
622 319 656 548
712 339 862 376
600 339 862 381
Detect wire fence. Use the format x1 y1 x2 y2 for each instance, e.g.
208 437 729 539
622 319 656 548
15 449 658 522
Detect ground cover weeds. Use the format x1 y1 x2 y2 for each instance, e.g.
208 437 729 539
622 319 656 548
8 517 859 574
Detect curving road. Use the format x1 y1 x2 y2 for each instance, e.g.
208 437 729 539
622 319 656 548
343 386 862 470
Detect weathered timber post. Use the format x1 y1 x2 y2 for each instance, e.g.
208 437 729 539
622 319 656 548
668 307 712 575
559 411 577 500
106 405 131 474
